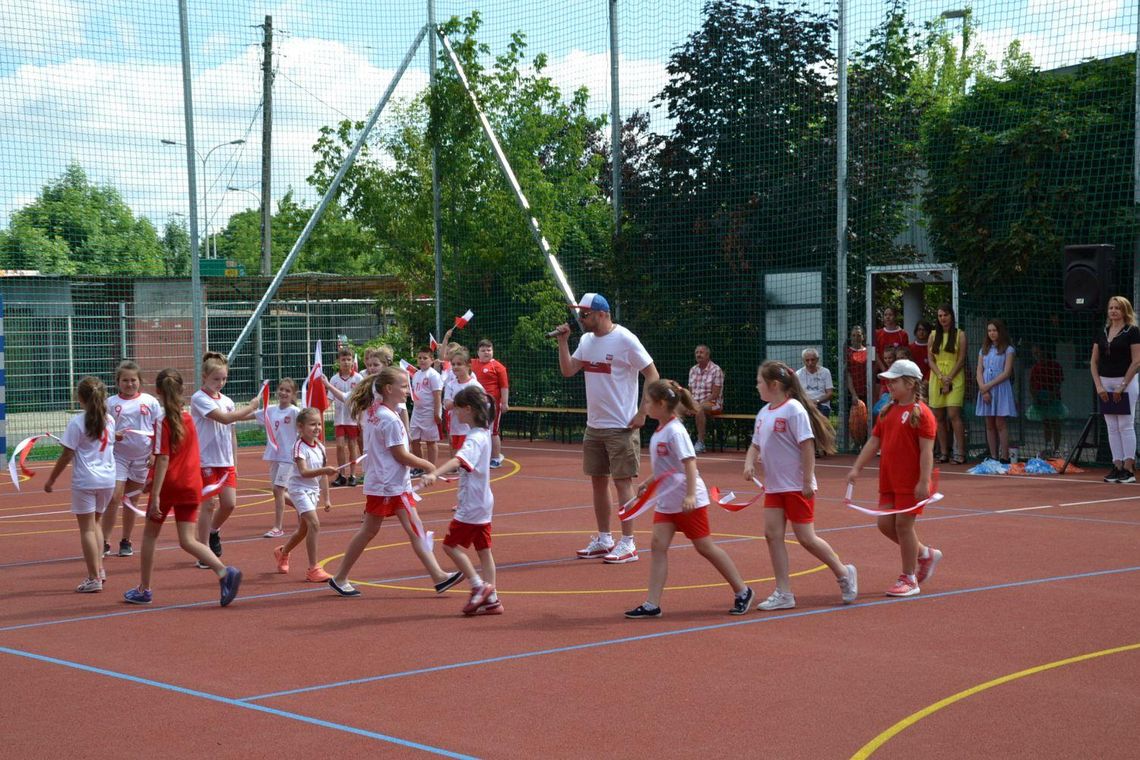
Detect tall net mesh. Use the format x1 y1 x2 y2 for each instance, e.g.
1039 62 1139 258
1 0 1137 461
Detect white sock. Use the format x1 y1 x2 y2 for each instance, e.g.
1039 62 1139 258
643 601 659 611
599 532 612 542
907 574 917 583
469 575 484 589
919 547 930 560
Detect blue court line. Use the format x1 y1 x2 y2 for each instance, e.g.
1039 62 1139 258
0 645 475 759
238 564 1140 702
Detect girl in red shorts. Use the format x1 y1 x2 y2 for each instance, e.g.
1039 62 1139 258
624 380 753 619
326 366 464 597
421 385 503 615
745 361 857 611
123 368 242 607
846 359 942 597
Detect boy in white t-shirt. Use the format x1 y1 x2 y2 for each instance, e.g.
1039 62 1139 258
323 347 365 487
409 347 444 472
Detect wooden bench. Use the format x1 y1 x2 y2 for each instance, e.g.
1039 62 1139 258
706 413 755 451
505 406 588 443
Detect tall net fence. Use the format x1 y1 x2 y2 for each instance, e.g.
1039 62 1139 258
2 0 1137 461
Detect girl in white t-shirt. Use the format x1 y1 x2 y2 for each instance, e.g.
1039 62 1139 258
191 352 260 565
409 347 444 470
624 380 753 619
321 347 365 487
744 361 857 612
326 367 464 597
254 378 300 538
100 360 162 558
422 385 502 615
442 347 482 450
272 408 338 583
44 376 117 592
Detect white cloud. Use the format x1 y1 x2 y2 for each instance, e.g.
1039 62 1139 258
0 0 87 60
538 49 672 130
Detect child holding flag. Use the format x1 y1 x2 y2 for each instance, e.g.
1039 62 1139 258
324 346 364 486
846 359 942 597
623 379 753 619
254 378 300 538
745 362 857 611
471 338 510 467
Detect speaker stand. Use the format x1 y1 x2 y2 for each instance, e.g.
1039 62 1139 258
1062 413 1099 474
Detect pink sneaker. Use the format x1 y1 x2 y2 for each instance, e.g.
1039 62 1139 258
885 574 920 597
273 546 289 574
305 565 332 582
472 599 504 615
463 583 495 614
916 548 942 584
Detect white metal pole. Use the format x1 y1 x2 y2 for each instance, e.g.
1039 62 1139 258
177 0 203 373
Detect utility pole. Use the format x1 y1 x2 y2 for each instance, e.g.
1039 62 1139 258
255 14 273 385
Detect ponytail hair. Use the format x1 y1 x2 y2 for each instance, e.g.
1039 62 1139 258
347 365 405 419
645 379 698 416
758 361 837 454
76 376 109 440
452 384 495 429
202 351 228 379
115 360 141 385
155 368 186 448
883 376 926 429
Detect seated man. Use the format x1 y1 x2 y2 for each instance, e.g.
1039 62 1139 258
795 348 834 417
687 344 723 453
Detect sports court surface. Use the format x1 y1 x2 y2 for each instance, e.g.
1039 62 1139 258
2 441 1137 758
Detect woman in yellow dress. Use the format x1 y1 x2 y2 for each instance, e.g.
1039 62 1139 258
928 303 968 463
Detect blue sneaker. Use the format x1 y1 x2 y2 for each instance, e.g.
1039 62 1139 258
124 587 152 605
219 566 242 607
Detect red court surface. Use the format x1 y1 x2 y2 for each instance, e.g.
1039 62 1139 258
2 441 1138 758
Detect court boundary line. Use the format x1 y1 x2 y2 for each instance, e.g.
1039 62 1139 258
236 565 1140 702
0 645 475 759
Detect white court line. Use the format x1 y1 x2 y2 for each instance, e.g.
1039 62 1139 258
995 494 1140 514
0 510 72 520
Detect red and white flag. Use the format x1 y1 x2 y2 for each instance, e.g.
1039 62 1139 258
429 333 439 352
8 434 58 490
260 380 277 451
454 309 474 329
399 359 418 376
352 351 359 374
708 478 766 512
301 340 329 440
618 470 677 522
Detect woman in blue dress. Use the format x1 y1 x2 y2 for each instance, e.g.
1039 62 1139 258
975 318 1017 462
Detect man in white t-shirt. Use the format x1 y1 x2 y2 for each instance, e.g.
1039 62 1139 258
795 348 834 417
554 293 659 564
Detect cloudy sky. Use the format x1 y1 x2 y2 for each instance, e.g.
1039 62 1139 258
0 0 1135 235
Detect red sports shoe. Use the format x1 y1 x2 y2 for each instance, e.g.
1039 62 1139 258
885 574 920 597
462 583 495 615
916 548 942 584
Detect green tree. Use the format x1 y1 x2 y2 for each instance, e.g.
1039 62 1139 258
0 163 166 275
309 13 610 404
161 217 190 276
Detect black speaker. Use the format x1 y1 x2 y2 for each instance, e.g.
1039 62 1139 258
1063 244 1114 311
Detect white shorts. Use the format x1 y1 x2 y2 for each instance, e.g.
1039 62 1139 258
269 461 294 488
289 488 319 515
410 418 441 442
115 456 149 484
72 488 114 516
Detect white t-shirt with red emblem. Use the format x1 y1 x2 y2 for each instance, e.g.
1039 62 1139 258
330 371 365 425
108 392 162 461
443 374 483 436
649 417 709 514
455 427 494 524
255 404 300 463
751 398 816 494
361 402 412 497
61 412 117 491
411 366 444 425
572 325 653 429
191 389 236 467
289 437 327 492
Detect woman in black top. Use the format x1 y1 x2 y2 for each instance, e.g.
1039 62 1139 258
1089 295 1140 483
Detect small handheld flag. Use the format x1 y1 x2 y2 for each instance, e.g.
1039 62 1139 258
260 380 277 451
454 309 474 329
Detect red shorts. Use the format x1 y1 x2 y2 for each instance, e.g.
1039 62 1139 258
365 493 415 518
653 507 711 539
763 492 815 524
878 491 924 516
200 466 237 490
335 424 360 440
490 405 503 436
442 519 493 550
149 502 199 525
450 435 466 450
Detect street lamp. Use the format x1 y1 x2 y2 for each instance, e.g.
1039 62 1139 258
940 9 970 70
160 137 245 259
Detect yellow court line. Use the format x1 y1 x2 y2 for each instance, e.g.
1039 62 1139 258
851 642 1140 759
332 530 824 595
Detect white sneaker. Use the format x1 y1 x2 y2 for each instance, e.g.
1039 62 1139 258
576 534 615 559
694 441 706 454
76 577 103 593
838 564 858 604
603 536 639 564
758 589 795 611
262 527 286 538
489 457 504 468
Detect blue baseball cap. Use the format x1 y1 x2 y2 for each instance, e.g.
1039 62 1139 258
573 292 610 313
